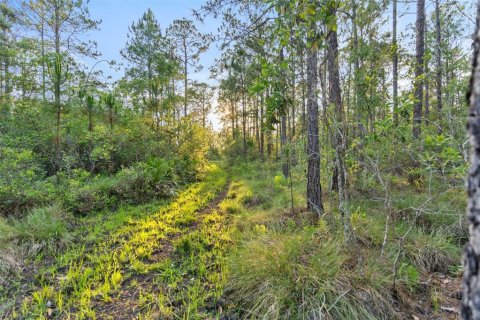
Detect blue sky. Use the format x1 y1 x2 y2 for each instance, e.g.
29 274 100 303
85 0 223 128
86 0 220 84
80 0 474 130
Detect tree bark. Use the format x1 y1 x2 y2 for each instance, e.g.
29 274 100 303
393 0 399 125
54 1 62 174
413 0 425 138
280 48 289 178
242 77 247 158
435 0 442 115
306 31 324 218
327 3 353 243
425 21 430 121
351 0 365 137
300 45 307 134
260 93 265 158
462 2 480 318
183 39 188 117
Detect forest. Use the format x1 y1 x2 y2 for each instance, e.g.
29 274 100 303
0 0 478 319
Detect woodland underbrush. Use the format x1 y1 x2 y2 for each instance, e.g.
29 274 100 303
222 161 464 319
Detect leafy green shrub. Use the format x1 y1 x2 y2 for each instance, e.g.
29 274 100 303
114 158 177 203
65 177 118 215
224 136 259 163
66 158 179 215
0 147 54 216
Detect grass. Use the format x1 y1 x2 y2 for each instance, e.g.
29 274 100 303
0 160 465 319
2 163 230 319
221 161 464 319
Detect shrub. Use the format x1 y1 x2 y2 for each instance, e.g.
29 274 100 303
65 177 118 215
0 147 54 216
114 158 177 203
66 158 179 215
224 136 259 163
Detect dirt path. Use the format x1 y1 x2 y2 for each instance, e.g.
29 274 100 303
94 180 232 319
12 165 232 320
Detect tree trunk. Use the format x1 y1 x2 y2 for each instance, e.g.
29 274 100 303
425 21 430 121
260 93 265 158
351 0 365 137
393 0 399 125
242 79 247 158
54 2 62 174
300 45 307 134
413 0 425 138
41 4 46 101
183 39 188 117
88 106 94 132
462 2 480 318
435 0 442 115
327 4 353 243
280 48 289 178
291 54 296 138
306 30 324 218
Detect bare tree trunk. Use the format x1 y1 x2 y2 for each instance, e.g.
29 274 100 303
393 0 399 125
54 2 62 174
40 2 46 102
306 28 324 218
351 0 365 137
280 48 289 177
413 0 425 138
435 0 442 115
260 93 265 158
327 4 353 243
231 99 236 139
291 53 296 138
242 87 247 158
300 45 307 134
183 39 188 117
425 21 430 121
462 3 480 318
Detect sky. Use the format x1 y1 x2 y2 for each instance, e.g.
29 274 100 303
78 0 475 131
85 0 223 128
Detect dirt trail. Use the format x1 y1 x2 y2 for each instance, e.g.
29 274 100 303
4 165 232 319
94 180 231 319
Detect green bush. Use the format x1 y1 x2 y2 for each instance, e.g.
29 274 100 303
66 158 179 215
65 176 118 215
224 135 259 163
0 147 54 216
114 158 177 203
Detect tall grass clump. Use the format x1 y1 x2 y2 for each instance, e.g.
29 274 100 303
226 227 396 320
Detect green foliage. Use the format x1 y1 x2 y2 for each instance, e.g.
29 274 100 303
397 263 420 292
10 206 68 243
10 165 228 319
223 135 259 163
0 97 209 218
66 158 179 215
404 228 460 273
0 147 54 216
